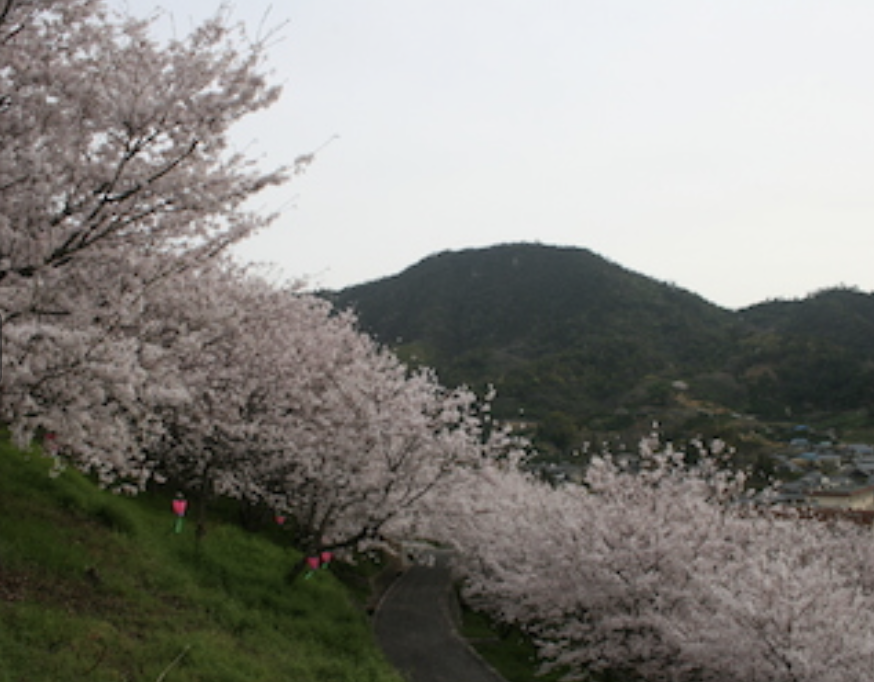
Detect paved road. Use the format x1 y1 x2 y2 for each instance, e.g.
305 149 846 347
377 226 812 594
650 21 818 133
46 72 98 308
373 551 506 682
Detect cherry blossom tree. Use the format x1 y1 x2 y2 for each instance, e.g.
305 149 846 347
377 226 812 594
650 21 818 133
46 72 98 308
112 258 520 568
134 263 320 527
658 509 874 682
223 295 524 568
0 0 520 563
0 0 293 466
0 0 286 287
0 251 190 488
430 435 874 681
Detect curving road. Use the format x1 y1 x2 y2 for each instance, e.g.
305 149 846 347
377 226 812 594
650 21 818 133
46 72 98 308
373 551 506 682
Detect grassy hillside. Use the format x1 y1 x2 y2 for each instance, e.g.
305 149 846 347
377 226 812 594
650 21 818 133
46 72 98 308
0 437 403 682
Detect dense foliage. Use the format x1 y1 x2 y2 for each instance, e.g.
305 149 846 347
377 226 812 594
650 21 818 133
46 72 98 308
332 244 737 418
0 0 519 563
332 243 874 435
419 434 874 682
4 3 874 681
737 288 874 416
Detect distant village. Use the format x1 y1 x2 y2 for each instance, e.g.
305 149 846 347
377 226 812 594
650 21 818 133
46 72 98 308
770 432 874 511
534 427 874 515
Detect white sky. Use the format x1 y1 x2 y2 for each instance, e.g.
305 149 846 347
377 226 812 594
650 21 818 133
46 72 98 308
116 0 874 310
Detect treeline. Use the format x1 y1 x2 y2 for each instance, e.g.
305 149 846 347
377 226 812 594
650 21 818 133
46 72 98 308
419 435 874 682
0 0 519 566
5 5 874 681
333 244 874 437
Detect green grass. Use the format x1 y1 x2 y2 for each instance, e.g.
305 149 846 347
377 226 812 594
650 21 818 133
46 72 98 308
458 602 566 682
458 596 637 682
0 438 403 682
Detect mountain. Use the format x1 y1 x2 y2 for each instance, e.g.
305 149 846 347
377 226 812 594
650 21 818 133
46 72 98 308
734 289 874 417
740 288 874 360
331 244 736 416
328 243 874 446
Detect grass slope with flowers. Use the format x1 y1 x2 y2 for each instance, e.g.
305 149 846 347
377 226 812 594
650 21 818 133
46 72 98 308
0 435 404 682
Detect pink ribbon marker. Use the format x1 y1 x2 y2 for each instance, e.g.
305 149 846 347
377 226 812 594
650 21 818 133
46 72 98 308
172 496 187 533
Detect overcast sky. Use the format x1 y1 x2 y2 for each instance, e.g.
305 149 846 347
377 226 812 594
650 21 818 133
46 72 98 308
117 0 874 310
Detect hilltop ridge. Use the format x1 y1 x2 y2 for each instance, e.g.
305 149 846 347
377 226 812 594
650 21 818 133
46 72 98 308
330 243 874 447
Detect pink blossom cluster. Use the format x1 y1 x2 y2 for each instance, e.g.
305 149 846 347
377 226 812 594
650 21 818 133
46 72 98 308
6 6 873 679
0 0 524 561
422 436 874 681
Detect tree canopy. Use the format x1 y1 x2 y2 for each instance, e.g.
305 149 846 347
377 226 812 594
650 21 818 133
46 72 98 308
0 0 519 558
4 5 874 681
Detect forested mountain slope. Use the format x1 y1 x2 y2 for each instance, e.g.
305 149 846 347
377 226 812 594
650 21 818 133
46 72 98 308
330 243 874 431
735 288 874 416
332 243 738 420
